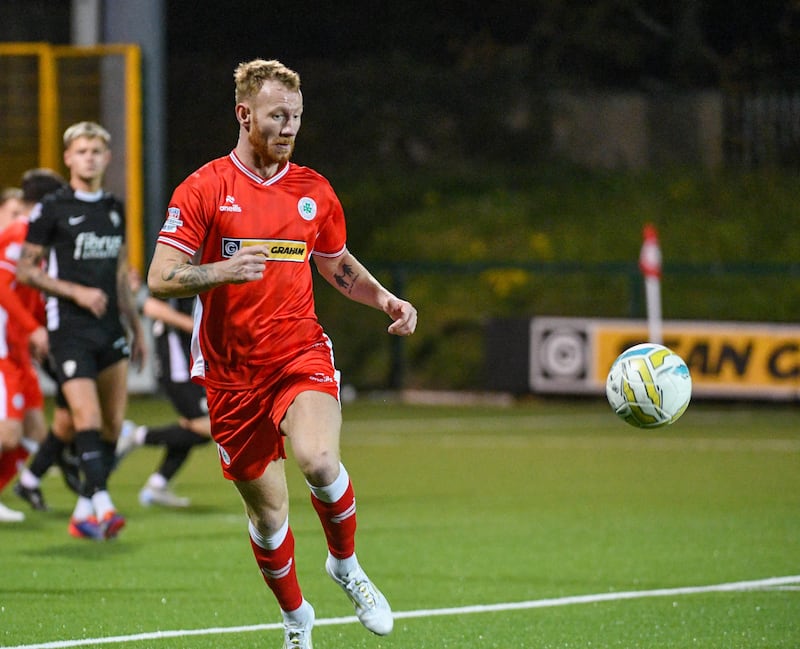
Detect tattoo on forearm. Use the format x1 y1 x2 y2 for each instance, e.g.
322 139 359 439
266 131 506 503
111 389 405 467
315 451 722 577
20 248 40 264
163 263 216 290
333 261 360 294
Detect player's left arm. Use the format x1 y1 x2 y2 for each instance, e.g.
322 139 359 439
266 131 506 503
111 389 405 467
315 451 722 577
117 243 147 370
314 248 417 336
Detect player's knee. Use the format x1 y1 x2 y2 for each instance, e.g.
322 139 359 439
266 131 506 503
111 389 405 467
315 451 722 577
296 449 340 487
248 501 289 534
0 420 24 447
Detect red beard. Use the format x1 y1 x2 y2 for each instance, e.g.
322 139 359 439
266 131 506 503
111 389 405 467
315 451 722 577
248 121 294 167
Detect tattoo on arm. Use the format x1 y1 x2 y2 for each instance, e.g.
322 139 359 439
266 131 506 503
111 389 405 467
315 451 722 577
18 244 54 293
19 246 44 276
333 260 360 294
163 263 217 292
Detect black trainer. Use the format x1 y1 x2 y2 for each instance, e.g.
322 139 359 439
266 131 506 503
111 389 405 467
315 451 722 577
13 482 49 511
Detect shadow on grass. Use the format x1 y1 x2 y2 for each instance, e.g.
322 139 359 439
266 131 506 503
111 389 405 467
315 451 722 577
20 538 137 559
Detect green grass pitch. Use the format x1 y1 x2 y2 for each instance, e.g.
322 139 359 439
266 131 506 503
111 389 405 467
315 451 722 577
0 396 798 648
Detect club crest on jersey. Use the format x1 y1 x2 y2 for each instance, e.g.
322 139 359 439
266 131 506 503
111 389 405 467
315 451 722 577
109 210 121 228
12 392 25 411
297 197 317 221
222 238 307 262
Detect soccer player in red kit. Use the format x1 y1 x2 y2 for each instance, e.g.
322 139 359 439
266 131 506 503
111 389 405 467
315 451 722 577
0 185 50 521
147 59 417 648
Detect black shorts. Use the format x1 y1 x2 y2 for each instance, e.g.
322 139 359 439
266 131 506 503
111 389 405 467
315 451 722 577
48 327 130 387
40 356 68 409
162 378 208 420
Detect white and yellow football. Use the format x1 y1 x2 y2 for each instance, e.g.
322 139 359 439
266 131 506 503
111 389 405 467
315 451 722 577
605 343 692 428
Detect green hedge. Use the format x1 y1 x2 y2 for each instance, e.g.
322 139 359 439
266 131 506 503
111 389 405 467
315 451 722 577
315 164 800 390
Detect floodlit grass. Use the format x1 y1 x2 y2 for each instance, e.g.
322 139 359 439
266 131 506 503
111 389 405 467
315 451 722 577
0 396 798 648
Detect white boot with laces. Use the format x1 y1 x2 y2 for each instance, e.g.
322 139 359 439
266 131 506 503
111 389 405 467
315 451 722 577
325 554 393 636
282 599 314 649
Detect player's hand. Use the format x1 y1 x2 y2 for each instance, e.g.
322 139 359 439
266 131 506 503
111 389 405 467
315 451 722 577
73 285 108 317
128 267 143 292
28 326 49 361
385 297 417 336
130 327 147 372
223 245 271 284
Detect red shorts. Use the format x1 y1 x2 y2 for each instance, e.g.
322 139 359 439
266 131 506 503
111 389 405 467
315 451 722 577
0 360 44 421
206 343 341 482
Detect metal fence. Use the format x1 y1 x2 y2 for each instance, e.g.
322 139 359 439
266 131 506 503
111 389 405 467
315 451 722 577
0 42 145 270
725 91 800 168
318 260 800 391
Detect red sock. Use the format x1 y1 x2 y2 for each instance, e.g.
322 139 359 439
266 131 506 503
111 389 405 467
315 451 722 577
311 480 357 559
0 447 29 492
249 526 303 612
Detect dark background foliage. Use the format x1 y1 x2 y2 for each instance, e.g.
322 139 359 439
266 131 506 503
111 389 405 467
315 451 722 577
2 1 798 390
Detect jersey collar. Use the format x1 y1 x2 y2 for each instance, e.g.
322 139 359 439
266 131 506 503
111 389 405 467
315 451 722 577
229 151 290 185
74 188 104 202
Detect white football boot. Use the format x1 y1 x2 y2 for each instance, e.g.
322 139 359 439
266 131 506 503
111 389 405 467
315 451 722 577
325 555 393 635
0 501 25 522
282 600 314 649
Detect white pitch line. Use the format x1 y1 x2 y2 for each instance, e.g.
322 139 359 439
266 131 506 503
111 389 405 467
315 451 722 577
4 575 798 649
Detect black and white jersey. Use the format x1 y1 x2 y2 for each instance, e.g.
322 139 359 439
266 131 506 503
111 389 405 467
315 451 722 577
25 186 125 334
152 296 195 384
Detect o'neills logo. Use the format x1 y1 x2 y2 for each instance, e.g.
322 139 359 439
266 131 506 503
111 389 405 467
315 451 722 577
217 444 231 465
221 238 307 262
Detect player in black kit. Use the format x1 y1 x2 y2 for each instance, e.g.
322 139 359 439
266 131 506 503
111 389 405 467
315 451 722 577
116 271 212 508
16 121 146 540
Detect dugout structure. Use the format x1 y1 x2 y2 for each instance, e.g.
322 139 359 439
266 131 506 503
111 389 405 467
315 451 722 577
0 42 144 272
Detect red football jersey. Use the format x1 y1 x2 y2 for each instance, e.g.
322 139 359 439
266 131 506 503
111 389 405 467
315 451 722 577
156 152 347 388
0 218 45 363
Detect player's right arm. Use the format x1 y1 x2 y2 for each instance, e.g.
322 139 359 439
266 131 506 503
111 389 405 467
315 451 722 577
16 241 108 318
147 242 271 299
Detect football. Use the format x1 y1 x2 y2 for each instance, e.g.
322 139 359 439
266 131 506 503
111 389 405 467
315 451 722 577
605 343 692 428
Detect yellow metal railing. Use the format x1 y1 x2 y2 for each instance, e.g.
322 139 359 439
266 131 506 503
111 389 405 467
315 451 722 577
0 42 144 272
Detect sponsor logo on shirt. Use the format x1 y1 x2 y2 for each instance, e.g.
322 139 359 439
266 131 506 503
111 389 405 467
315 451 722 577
68 214 87 226
221 238 307 262
220 195 242 212
73 232 123 260
309 372 336 384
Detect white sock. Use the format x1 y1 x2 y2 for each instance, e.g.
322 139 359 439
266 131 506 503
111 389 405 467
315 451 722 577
146 473 167 490
249 517 288 550
91 490 114 520
19 467 40 489
282 598 313 622
72 496 94 520
134 426 148 446
327 552 359 577
307 462 349 503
